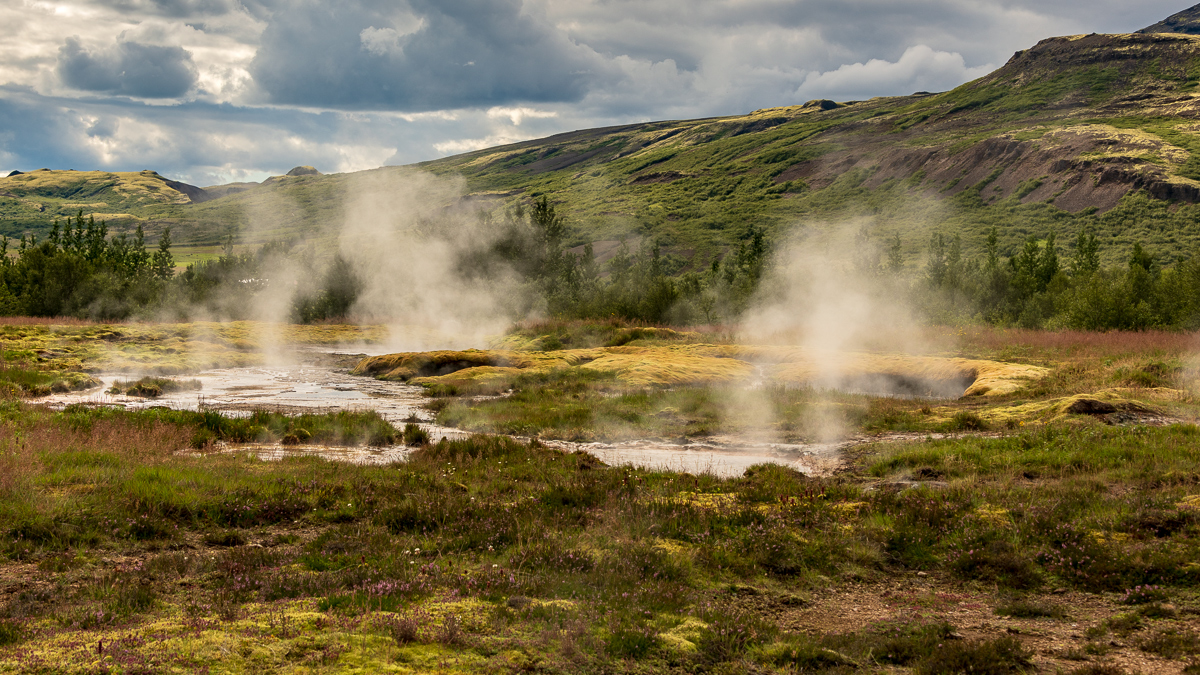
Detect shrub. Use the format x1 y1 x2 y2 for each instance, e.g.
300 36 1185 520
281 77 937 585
403 423 430 446
951 538 1042 590
912 635 1032 674
696 608 777 664
944 410 988 431
379 610 427 644
203 530 248 547
607 622 659 658
1138 629 1200 659
1119 585 1168 605
0 619 23 646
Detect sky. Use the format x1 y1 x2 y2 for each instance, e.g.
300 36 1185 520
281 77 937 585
0 0 1190 186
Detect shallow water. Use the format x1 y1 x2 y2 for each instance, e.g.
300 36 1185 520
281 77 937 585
537 436 845 477
38 361 852 477
41 362 467 440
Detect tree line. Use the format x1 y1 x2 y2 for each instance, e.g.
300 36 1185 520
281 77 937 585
917 226 1200 330
3 202 1200 331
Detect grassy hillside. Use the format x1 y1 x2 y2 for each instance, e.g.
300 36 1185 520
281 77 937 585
0 169 198 242
410 32 1200 268
8 33 1200 269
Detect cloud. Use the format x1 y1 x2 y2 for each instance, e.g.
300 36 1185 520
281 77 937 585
486 106 557 125
795 45 994 101
249 0 610 111
57 37 198 98
1 0 1195 182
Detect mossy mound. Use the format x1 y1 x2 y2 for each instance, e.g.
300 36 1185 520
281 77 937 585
357 344 1048 396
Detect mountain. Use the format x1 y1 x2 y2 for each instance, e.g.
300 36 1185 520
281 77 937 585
408 31 1200 265
6 25 1200 267
1139 3 1200 34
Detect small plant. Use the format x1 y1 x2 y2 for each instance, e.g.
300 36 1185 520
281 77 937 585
107 581 157 616
696 608 778 664
995 598 1067 619
1139 629 1200 659
403 423 430 446
1120 585 1167 605
380 611 426 644
912 635 1032 674
0 619 23 646
437 614 464 645
944 410 988 431
753 638 857 668
203 530 248 547
606 622 659 658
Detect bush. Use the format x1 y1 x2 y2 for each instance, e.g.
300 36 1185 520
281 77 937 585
203 530 248 547
753 638 858 669
951 538 1042 590
913 635 1032 674
0 619 23 646
696 608 777 664
403 423 430 446
607 622 659 658
944 410 988 431
1119 585 1168 605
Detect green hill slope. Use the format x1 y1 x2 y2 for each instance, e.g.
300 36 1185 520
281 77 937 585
8 31 1200 268
0 169 208 241
409 32 1200 267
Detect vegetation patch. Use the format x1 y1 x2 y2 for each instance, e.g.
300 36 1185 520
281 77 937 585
109 376 202 397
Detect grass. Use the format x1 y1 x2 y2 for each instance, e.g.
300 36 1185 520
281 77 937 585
0 321 388 375
0 319 1198 671
0 353 98 397
0 394 1197 671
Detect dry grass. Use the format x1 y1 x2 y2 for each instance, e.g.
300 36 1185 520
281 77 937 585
0 316 101 326
0 416 184 498
959 327 1200 361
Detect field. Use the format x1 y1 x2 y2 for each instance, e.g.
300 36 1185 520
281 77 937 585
1 321 1199 673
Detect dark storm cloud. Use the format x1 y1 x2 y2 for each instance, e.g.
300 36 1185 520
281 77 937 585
249 0 609 111
57 38 198 98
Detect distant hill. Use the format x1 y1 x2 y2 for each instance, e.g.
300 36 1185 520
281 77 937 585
0 169 209 240
8 27 1200 268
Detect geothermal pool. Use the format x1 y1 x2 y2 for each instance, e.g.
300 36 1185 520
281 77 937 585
40 361 846 477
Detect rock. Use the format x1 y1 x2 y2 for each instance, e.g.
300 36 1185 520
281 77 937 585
6 170 22 177
286 165 321 176
1066 398 1118 415
802 99 841 111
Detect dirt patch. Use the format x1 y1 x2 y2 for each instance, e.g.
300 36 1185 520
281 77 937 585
629 171 687 185
750 576 1198 674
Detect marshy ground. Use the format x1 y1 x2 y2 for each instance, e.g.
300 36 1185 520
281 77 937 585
1 319 1200 673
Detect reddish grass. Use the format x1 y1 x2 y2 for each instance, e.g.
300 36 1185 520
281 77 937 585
959 327 1200 360
0 417 188 495
0 316 102 326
